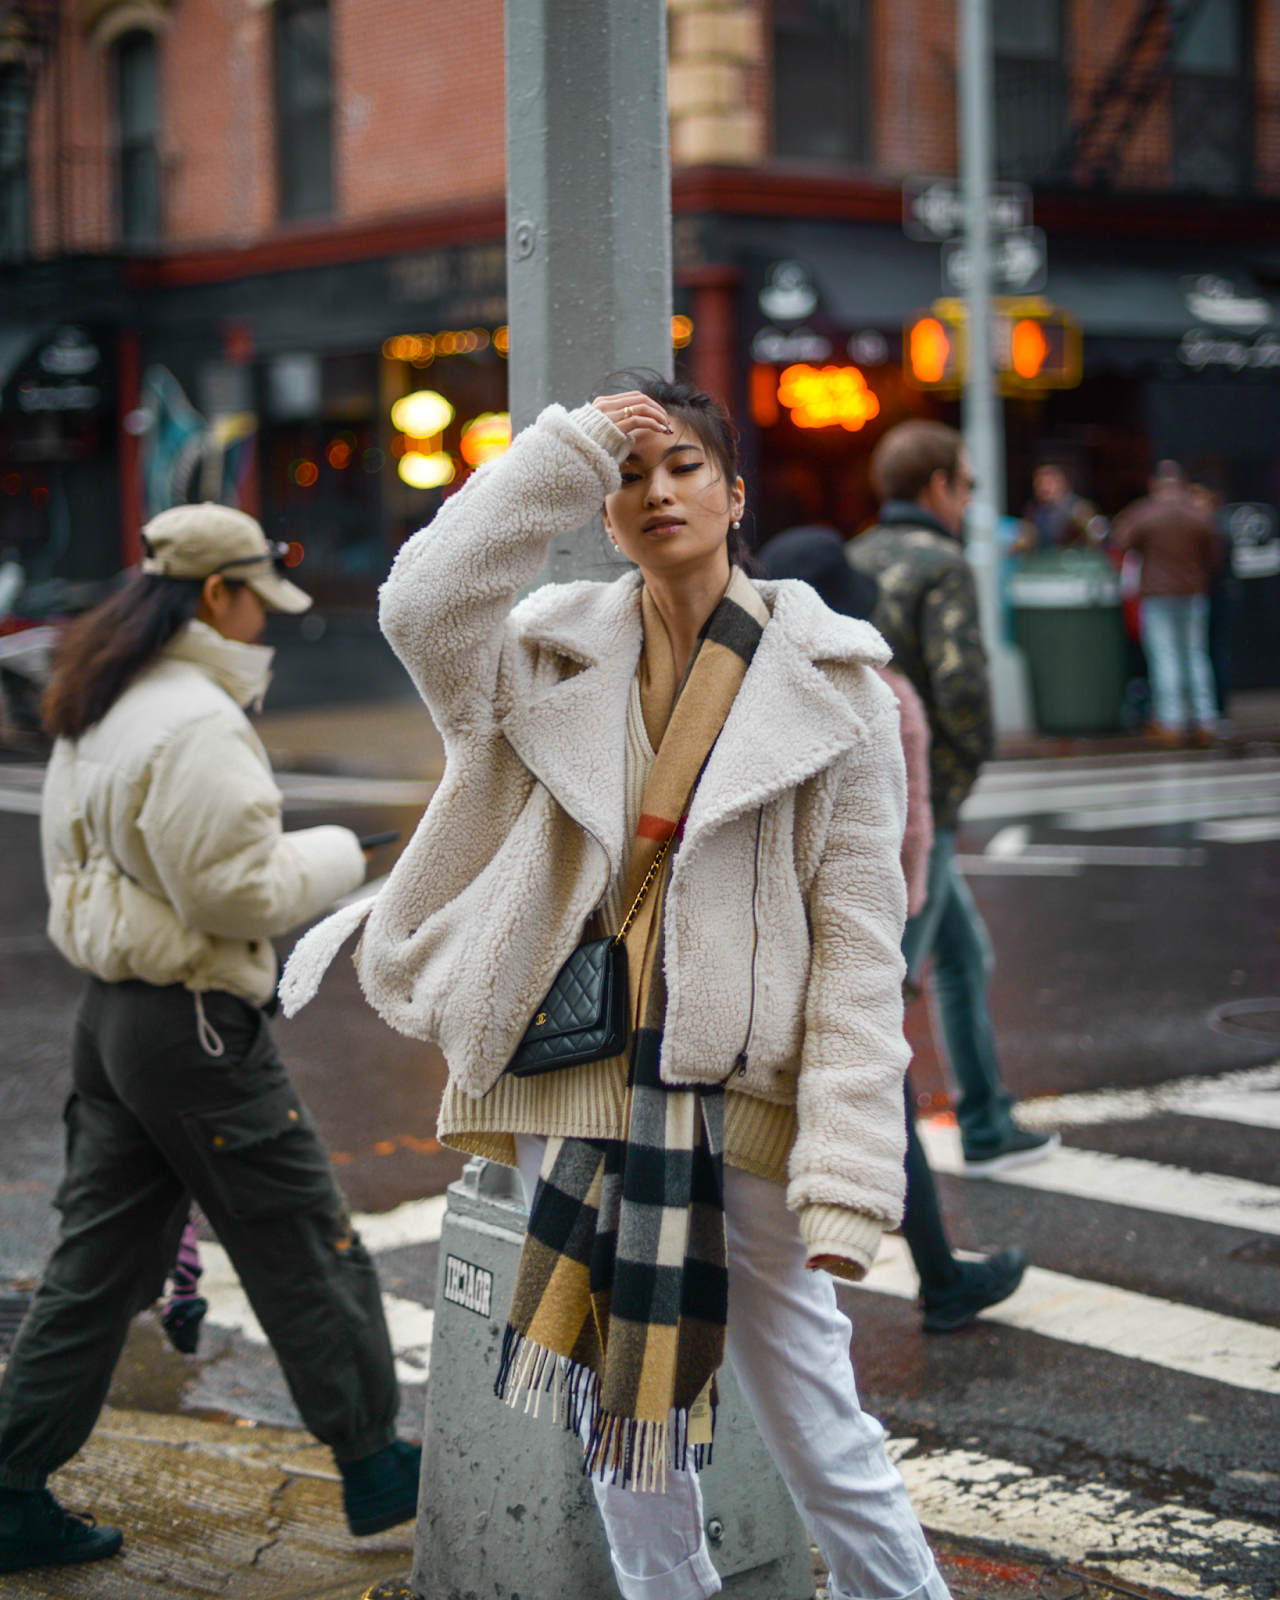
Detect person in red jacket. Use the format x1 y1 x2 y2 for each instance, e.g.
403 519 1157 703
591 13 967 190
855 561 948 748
1111 461 1223 742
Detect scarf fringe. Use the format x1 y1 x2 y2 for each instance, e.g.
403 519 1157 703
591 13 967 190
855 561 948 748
495 1326 714 1492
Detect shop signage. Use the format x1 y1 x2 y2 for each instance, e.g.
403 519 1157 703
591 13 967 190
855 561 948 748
1178 328 1280 372
14 327 102 413
758 261 818 322
943 227 1047 294
902 178 1031 242
751 326 832 363
1182 275 1271 331
1226 504 1280 579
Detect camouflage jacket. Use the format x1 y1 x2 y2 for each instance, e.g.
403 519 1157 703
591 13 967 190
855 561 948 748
847 504 993 830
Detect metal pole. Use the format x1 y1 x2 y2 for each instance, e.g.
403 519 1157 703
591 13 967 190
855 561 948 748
506 0 674 587
959 0 1030 733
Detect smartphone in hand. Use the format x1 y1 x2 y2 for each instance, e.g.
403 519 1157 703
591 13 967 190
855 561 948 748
358 830 401 851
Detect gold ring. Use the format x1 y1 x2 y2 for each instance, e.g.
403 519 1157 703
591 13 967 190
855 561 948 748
624 406 633 419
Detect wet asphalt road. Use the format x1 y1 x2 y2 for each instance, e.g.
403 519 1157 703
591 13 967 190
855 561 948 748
3 748 1280 1595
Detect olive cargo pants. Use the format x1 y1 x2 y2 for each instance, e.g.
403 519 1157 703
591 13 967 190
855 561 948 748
0 979 398 1489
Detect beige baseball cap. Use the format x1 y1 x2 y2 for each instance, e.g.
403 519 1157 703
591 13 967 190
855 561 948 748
139 503 311 615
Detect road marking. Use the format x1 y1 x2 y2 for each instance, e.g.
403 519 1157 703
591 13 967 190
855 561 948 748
1197 815 1280 843
857 1234 1280 1395
954 855 1079 876
888 1435 1276 1600
919 1118 1280 1236
962 761 1280 824
1014 1062 1280 1133
981 824 1204 867
0 787 41 816
1060 792 1280 832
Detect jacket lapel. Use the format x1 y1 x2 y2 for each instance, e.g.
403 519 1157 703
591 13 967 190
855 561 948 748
499 576 643 878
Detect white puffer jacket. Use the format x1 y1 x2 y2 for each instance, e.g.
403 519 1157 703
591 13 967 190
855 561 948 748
43 620 366 1007
284 404 911 1227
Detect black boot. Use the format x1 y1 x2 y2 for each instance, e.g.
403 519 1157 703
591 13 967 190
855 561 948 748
340 1440 422 1537
921 1247 1028 1333
161 1295 208 1355
0 1487 123 1573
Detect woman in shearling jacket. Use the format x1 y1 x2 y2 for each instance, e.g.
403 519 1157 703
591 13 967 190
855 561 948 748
286 381 951 1600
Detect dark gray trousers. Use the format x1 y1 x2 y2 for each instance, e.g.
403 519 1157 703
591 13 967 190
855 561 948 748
0 978 398 1489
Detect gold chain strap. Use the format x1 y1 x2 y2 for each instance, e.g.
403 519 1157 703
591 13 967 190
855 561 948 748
611 834 674 948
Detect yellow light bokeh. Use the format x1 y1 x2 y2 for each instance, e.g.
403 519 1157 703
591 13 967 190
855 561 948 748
777 364 881 432
494 326 510 356
398 451 456 490
460 412 512 467
672 315 694 350
390 390 455 437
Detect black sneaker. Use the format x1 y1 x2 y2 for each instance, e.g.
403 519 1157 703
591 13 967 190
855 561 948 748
962 1129 1060 1176
340 1440 422 1537
0 1487 124 1573
161 1295 208 1355
921 1247 1028 1333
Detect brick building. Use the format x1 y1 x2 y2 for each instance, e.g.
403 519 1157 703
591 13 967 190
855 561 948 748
2 0 1279 663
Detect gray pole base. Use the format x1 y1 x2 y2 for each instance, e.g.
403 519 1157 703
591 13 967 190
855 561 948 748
411 1159 814 1600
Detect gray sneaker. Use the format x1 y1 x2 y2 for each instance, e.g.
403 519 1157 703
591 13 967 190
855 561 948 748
962 1129 1060 1177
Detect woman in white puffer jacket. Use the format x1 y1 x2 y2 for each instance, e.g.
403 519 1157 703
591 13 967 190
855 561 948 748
287 379 952 1600
0 505 420 1579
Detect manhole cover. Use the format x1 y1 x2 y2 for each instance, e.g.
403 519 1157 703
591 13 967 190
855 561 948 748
1208 999 1280 1040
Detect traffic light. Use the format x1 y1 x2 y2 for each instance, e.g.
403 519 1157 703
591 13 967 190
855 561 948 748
995 299 1082 392
904 301 965 392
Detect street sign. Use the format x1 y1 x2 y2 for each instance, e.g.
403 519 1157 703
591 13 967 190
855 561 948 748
902 176 1031 242
943 227 1047 294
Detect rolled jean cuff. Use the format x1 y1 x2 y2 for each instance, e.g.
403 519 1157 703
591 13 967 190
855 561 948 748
829 1556 950 1600
0 1464 48 1491
610 1536 722 1600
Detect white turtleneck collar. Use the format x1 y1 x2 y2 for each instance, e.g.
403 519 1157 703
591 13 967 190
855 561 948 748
164 619 275 712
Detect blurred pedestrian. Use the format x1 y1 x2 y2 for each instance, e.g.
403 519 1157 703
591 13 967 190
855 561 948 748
1111 461 1222 744
1187 482 1235 720
286 380 954 1600
1015 462 1099 554
848 420 1057 1174
0 505 420 1576
759 525 1027 1333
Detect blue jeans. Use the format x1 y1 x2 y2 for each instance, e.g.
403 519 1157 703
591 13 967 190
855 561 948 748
1139 593 1218 731
901 830 1017 1155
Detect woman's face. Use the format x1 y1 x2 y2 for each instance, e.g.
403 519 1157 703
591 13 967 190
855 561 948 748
602 418 745 588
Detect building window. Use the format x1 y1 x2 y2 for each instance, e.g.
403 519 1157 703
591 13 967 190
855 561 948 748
773 0 870 165
993 0 1067 181
0 67 30 261
1172 0 1249 193
276 0 333 220
115 31 160 244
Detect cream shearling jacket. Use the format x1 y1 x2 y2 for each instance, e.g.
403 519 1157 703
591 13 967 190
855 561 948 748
43 620 366 1007
283 404 912 1235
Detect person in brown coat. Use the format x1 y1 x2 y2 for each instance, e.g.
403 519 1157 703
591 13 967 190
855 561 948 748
1111 460 1222 739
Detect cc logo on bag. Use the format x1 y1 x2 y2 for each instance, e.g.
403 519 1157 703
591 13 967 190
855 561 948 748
535 1013 548 1026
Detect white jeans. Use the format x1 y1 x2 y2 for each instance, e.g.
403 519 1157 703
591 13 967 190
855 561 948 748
514 1136 950 1600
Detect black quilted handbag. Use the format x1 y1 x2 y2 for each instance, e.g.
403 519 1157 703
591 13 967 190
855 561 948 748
506 835 672 1078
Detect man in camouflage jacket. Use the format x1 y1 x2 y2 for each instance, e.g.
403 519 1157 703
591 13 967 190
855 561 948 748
849 422 1055 1177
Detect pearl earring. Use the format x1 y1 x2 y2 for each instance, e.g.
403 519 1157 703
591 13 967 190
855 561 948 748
732 519 741 530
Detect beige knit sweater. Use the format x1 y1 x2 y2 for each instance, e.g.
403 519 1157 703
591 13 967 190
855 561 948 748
438 673 877 1278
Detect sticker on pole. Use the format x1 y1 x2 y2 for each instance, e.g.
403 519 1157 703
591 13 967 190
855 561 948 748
443 1254 494 1318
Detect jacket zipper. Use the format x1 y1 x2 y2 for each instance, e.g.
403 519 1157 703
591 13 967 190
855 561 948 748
732 806 764 1077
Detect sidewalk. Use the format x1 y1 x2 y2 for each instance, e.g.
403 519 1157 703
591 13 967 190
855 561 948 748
0 1404 1170 1600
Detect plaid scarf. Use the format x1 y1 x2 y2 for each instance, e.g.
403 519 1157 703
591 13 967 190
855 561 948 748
495 567 770 1491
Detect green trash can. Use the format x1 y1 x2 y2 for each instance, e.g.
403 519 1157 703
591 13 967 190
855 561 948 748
1010 548 1126 734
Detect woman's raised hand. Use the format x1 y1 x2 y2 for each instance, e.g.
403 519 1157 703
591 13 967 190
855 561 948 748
591 391 672 438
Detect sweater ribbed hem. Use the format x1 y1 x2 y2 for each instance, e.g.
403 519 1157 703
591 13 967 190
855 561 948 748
568 404 630 461
798 1204 883 1282
438 1070 798 1187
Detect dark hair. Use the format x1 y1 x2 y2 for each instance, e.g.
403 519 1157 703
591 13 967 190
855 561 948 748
42 574 206 739
603 370 754 568
870 420 963 504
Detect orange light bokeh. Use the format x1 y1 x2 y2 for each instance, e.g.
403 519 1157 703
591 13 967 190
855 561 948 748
671 315 694 350
460 412 512 467
1011 318 1049 379
777 364 880 432
283 542 305 568
909 318 951 385
292 460 319 488
750 363 780 428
